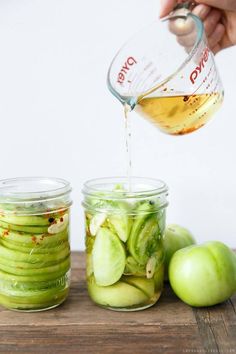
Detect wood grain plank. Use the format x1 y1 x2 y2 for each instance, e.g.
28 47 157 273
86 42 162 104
193 295 236 354
0 252 235 354
0 325 205 354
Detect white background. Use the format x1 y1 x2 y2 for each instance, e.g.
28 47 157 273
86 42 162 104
0 0 235 250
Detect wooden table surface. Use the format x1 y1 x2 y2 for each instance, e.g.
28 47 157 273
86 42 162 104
0 252 235 354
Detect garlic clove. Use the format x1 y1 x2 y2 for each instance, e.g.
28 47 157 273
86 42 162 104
48 213 69 234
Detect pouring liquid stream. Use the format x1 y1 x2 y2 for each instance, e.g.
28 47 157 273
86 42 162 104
124 103 132 192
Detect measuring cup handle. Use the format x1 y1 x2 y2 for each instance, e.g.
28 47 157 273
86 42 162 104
174 1 196 11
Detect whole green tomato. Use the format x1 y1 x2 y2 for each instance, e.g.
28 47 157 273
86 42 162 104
169 241 236 307
163 224 196 280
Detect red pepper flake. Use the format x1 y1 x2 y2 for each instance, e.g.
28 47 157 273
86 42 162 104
42 209 51 218
60 217 64 222
183 96 189 102
32 236 37 242
2 230 9 237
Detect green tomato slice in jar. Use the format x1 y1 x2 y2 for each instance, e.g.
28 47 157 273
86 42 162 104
0 243 69 265
0 214 50 226
0 238 69 254
107 196 132 242
124 256 146 276
128 212 160 265
0 256 70 277
0 288 68 310
92 227 126 286
89 197 132 243
0 227 69 248
88 277 149 308
0 219 49 234
122 276 155 299
107 211 132 243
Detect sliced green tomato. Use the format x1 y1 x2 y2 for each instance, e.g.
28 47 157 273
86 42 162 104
92 227 126 286
0 219 49 234
127 201 156 261
0 273 69 291
89 213 107 236
0 262 70 282
85 234 95 254
0 227 69 247
153 263 164 292
0 238 69 254
128 215 160 265
107 213 132 242
131 201 154 228
0 209 68 227
86 253 93 277
124 256 146 276
0 289 68 310
0 214 50 226
0 286 68 305
0 256 61 272
157 209 166 235
89 199 132 242
122 276 155 299
108 200 132 242
0 244 70 268
88 277 149 308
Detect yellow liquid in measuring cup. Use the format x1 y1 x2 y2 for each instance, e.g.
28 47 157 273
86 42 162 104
135 92 223 135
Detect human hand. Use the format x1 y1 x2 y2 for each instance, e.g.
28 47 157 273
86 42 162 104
160 0 236 53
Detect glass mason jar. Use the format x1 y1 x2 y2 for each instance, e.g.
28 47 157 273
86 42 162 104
0 177 72 312
82 177 168 311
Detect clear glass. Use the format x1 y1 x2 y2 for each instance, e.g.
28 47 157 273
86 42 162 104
82 177 168 311
107 8 224 135
0 177 72 312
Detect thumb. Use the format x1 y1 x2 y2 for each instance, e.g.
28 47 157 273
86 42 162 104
159 0 177 18
195 0 236 11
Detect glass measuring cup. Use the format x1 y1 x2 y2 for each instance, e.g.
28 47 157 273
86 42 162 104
107 6 224 135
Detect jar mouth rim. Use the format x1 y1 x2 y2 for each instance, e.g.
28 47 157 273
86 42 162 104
0 177 72 202
82 176 168 199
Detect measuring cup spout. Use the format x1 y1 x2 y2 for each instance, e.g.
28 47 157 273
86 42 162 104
107 74 137 109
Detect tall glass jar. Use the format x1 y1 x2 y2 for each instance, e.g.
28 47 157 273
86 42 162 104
82 177 168 311
0 177 72 312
